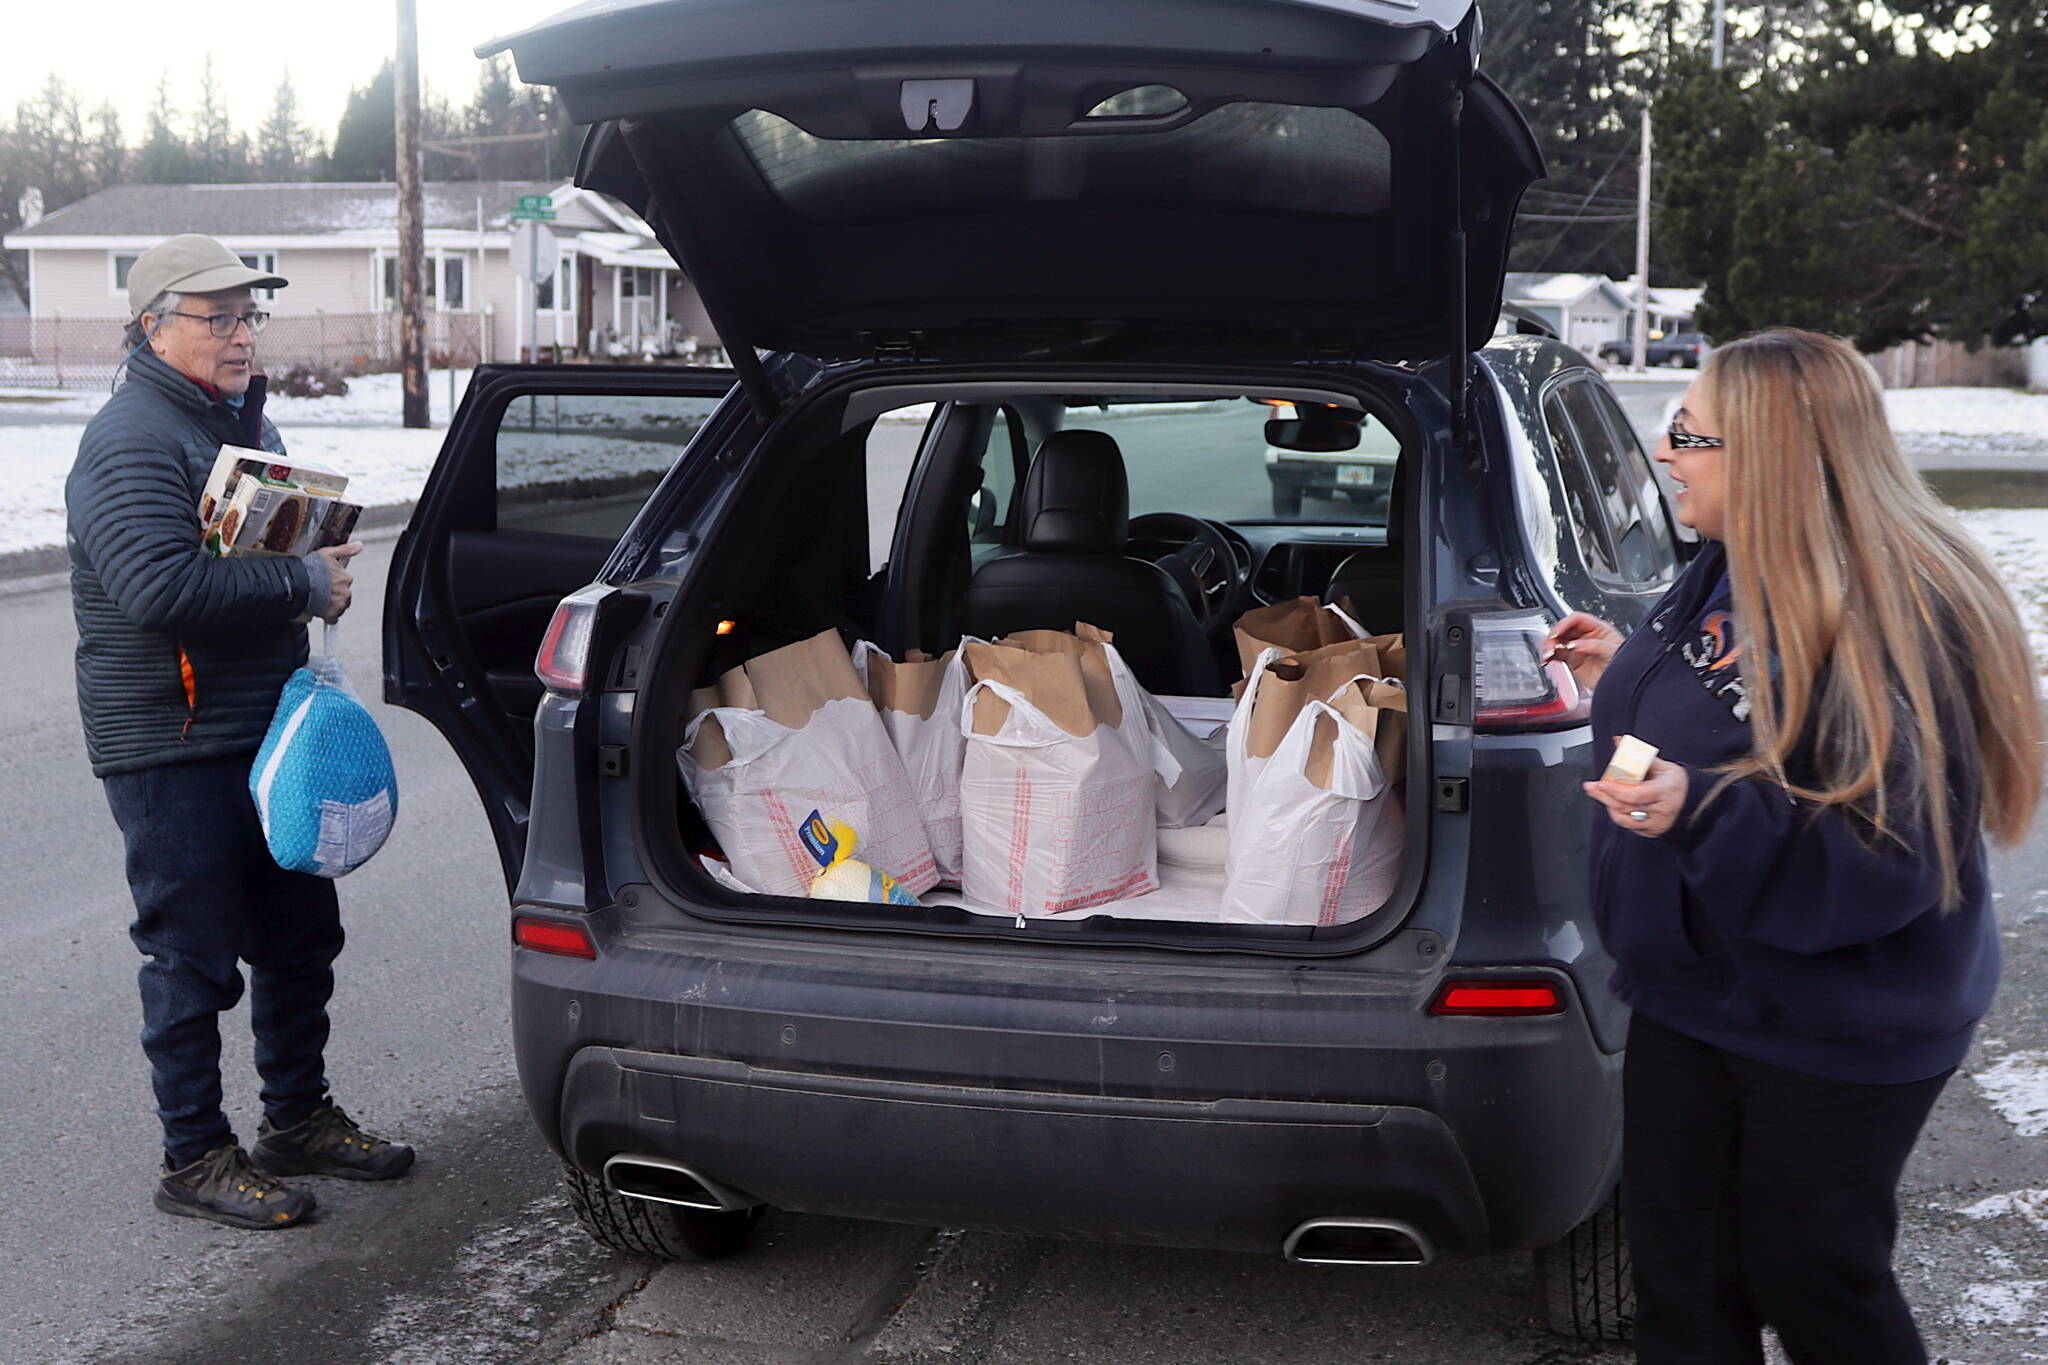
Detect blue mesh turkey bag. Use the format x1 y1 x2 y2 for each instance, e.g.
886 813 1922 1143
250 624 398 877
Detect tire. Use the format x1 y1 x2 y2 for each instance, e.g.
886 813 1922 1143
1535 1184 1634 1341
559 1160 763 1260
1271 483 1303 518
1663 353 1688 368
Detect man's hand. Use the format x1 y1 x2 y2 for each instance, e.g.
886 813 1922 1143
1541 612 1624 692
1583 756 1689 839
313 542 364 623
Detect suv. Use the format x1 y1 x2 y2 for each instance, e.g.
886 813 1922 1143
1597 332 1709 368
387 0 1687 1340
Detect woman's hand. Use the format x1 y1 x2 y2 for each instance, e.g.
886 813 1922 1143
1542 613 1624 692
1584 756 1689 839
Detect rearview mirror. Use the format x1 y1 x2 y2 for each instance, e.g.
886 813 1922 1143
1265 413 1363 453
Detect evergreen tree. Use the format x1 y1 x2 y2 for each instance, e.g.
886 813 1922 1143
136 73 195 183
324 61 398 181
87 103 126 192
257 74 316 181
192 55 251 181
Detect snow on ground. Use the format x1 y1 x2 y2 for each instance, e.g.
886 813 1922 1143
1956 510 2048 693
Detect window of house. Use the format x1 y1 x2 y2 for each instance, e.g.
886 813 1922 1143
238 252 279 303
537 254 574 312
112 252 140 294
381 252 473 312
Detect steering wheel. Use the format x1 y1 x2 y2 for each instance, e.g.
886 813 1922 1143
1128 511 1245 637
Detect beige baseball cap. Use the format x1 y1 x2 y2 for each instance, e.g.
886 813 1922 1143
128 234 289 318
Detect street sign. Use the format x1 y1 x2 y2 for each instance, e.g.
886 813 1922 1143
513 194 556 221
509 221 556 284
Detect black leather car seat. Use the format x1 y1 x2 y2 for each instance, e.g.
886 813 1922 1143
966 429 1223 696
1323 456 1406 635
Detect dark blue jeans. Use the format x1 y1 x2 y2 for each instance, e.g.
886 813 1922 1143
103 755 344 1167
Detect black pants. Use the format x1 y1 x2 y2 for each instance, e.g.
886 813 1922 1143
103 755 344 1167
1623 1012 1950 1365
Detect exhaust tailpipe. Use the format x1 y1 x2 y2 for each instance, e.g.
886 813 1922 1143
1283 1218 1434 1267
602 1155 756 1212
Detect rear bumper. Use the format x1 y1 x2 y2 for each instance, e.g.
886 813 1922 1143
512 925 1623 1256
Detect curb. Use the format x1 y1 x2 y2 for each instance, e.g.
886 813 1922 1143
0 501 416 589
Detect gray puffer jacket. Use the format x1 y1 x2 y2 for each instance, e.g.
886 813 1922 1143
67 347 325 777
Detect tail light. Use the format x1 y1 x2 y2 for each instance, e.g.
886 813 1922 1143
535 583 615 697
513 916 597 959
1471 609 1590 732
1429 979 1566 1016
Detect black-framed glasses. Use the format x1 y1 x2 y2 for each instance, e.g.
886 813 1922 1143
1667 419 1724 450
160 309 270 338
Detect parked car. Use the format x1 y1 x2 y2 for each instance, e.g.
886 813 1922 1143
1262 400 1403 518
386 0 1689 1340
1597 332 1709 368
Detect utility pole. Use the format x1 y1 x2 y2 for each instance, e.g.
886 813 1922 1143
1631 108 1652 372
1712 0 1727 69
395 0 430 429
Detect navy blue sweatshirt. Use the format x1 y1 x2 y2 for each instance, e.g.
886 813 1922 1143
1589 540 1998 1085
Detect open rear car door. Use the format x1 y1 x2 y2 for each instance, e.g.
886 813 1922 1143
383 364 736 889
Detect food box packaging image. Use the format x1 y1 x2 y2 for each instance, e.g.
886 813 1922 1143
198 445 349 529
215 479 356 558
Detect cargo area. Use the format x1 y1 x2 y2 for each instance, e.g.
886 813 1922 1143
630 376 1433 942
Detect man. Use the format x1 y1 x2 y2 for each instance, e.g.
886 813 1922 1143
67 234 413 1230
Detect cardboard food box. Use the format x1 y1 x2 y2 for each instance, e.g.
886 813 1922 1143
200 446 360 558
198 446 348 529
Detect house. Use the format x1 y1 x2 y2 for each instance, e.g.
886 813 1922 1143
0 180 721 377
1501 272 1636 355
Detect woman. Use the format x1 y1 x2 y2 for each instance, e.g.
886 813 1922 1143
1543 328 2040 1363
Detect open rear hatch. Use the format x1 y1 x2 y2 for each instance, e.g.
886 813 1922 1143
483 0 1541 375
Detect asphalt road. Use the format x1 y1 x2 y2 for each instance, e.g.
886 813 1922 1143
3 376 2044 1363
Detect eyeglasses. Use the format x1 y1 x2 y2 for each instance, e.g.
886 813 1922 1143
159 309 271 338
1667 419 1724 450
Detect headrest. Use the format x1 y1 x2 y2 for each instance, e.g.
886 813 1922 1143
1019 429 1129 553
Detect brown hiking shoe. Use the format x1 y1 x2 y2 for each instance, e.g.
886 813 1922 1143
156 1143 316 1229
252 1100 415 1181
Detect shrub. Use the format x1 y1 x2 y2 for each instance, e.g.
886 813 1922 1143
269 366 351 399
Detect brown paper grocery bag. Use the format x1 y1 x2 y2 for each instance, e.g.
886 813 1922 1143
684 628 866 770
1240 638 1384 762
962 626 1123 738
1233 597 1368 676
862 646 953 721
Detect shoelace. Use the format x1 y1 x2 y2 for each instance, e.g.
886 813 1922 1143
203 1145 291 1203
302 1103 391 1154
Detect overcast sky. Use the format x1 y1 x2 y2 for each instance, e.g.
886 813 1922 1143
3 1 574 143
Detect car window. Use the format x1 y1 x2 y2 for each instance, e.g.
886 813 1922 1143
867 405 935 573
970 406 1026 546
1541 390 1619 579
1557 380 1673 586
1582 383 1679 581
1060 398 1397 526
495 391 724 540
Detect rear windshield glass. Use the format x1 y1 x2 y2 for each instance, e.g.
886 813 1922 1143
730 104 1393 221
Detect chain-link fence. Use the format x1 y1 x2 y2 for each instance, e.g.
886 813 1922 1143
0 312 487 390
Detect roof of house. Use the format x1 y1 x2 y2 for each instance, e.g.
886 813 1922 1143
1503 272 1633 309
8 180 572 238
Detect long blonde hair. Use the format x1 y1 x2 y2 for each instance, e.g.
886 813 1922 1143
1704 328 2041 907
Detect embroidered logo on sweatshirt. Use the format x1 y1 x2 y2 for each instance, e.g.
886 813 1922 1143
1681 610 1750 721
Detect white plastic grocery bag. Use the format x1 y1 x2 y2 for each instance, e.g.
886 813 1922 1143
679 630 938 899
958 627 1179 918
850 640 972 883
1143 691 1228 829
1221 644 1404 925
249 623 398 878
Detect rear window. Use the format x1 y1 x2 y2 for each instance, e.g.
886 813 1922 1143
730 103 1392 221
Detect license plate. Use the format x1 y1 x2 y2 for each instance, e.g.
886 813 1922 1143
1335 465 1376 487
